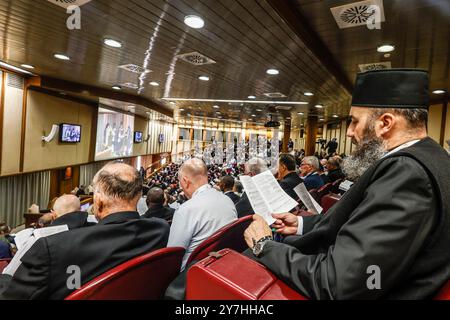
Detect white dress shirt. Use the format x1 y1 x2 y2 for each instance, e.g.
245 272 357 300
168 184 237 270
295 139 421 235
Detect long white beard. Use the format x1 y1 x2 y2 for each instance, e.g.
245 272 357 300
342 138 387 181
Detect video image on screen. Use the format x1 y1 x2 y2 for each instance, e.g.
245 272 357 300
134 131 143 143
95 107 135 161
60 124 81 143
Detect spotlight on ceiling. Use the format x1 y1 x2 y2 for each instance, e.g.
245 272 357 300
112 85 122 91
198 75 210 81
54 53 70 61
184 15 205 29
304 92 313 96
149 81 159 86
432 89 446 95
266 68 279 75
104 38 123 48
377 45 395 53
315 104 324 109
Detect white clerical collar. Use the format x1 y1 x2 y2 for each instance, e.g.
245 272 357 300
383 139 420 158
192 184 211 198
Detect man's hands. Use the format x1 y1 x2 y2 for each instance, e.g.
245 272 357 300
244 214 272 249
271 213 299 236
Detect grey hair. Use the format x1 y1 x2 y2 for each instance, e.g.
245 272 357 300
245 157 268 175
302 156 320 171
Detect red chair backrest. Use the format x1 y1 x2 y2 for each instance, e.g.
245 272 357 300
186 215 253 266
65 247 185 300
0 258 11 273
434 280 450 300
317 183 333 201
308 188 319 202
331 179 343 193
321 193 341 214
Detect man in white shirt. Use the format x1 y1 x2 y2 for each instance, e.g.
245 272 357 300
168 158 237 270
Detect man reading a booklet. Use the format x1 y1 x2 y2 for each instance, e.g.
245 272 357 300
243 69 450 299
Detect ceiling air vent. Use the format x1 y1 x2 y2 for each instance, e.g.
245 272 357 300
264 92 287 98
175 52 216 66
7 73 24 89
358 61 391 72
118 64 151 74
330 0 385 29
46 0 92 9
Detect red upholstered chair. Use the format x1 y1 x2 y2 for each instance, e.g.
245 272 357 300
308 188 319 202
331 179 343 194
321 193 341 214
434 280 450 300
65 247 185 300
186 249 307 300
317 183 333 202
0 258 11 273
186 215 253 266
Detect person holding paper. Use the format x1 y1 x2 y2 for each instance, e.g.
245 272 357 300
243 69 450 299
0 163 169 300
277 154 303 200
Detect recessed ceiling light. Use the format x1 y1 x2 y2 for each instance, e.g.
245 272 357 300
104 38 122 48
256 109 262 112
213 105 220 109
179 109 185 111
252 114 256 117
319 118 324 121
286 117 291 119
54 53 70 61
149 81 159 86
304 92 313 96
377 45 395 53
248 95 256 99
21 64 34 69
184 15 205 29
333 115 339 118
266 68 279 75
315 104 324 109
432 89 446 94
112 85 121 90
169 102 176 105
199 75 210 81
298 112 304 115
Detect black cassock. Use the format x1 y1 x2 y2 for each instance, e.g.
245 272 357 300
250 138 450 299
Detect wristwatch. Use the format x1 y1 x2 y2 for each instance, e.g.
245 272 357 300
252 235 273 257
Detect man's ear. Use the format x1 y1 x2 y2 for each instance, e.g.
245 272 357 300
378 112 396 136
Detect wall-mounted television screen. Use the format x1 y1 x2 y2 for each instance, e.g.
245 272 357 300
159 133 165 143
134 131 143 143
60 124 81 143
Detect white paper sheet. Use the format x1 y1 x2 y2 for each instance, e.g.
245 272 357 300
3 225 69 276
240 175 272 224
294 183 323 215
252 170 298 214
12 228 34 251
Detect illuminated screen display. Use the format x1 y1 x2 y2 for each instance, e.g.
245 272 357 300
95 107 135 161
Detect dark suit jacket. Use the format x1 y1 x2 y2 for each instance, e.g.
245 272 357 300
251 138 450 299
235 193 254 218
0 211 169 300
303 172 325 191
279 172 303 200
142 205 174 222
224 191 240 204
50 211 93 229
326 168 345 183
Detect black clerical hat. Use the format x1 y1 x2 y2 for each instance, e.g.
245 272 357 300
351 69 429 109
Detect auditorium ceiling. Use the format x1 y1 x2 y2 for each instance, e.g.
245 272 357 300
0 0 448 128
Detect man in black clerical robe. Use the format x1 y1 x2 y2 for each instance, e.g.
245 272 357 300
243 69 450 299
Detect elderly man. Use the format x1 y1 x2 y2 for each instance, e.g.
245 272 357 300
325 157 345 183
244 69 450 299
168 158 237 271
0 162 169 299
235 157 269 217
300 156 325 190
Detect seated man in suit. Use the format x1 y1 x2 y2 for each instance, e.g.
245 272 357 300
3 194 92 277
0 162 169 300
300 156 325 191
325 156 345 183
219 175 240 204
277 153 303 200
235 157 268 218
142 187 174 222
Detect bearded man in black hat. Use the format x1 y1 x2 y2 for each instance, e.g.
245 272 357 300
243 69 450 299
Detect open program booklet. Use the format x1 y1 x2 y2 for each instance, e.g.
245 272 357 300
240 170 299 225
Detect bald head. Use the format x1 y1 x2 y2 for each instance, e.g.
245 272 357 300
178 158 208 199
179 158 208 181
53 195 81 217
93 162 143 219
